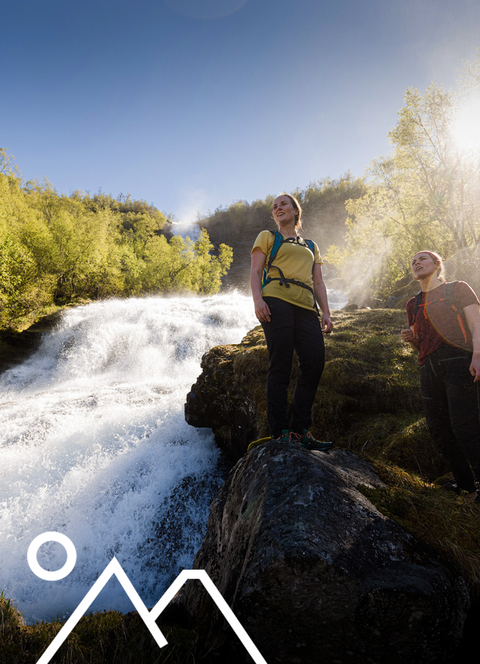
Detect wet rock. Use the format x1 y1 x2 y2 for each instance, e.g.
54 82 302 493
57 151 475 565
179 444 469 664
0 310 64 374
185 329 268 462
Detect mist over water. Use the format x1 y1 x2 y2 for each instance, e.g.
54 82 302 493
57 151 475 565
0 290 346 623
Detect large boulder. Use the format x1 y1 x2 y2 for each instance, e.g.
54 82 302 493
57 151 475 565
178 444 469 664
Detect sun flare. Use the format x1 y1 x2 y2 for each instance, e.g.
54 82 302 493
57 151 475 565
451 97 480 154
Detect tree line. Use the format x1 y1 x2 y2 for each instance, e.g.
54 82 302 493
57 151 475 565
0 151 232 330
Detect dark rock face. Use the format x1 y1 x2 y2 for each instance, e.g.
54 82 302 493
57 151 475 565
0 310 64 374
184 347 256 461
185 329 268 462
179 445 469 664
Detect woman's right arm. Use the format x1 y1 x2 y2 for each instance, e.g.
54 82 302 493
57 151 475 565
251 248 271 323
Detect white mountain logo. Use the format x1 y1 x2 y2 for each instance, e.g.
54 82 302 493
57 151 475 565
28 532 267 664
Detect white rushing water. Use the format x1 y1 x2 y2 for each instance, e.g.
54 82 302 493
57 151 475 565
0 289 346 623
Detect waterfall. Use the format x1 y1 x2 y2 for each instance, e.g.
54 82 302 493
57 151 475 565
0 289 346 623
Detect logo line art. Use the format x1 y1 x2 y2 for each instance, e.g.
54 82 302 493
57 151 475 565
35 561 267 664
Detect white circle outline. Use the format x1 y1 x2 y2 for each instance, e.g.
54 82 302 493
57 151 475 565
27 532 77 581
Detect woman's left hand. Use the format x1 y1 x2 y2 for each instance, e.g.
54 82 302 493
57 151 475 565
322 314 333 333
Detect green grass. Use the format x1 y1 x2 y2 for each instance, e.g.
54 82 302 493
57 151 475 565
359 462 480 596
0 597 200 664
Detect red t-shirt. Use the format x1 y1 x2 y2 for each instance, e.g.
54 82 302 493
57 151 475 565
406 281 479 365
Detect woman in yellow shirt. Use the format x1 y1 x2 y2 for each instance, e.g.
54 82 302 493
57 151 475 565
250 193 333 450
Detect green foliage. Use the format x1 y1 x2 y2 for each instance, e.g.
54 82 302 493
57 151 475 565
0 152 233 330
0 601 199 664
326 66 480 301
191 229 233 294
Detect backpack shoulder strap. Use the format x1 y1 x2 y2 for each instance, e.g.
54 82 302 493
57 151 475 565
411 291 423 340
267 230 284 269
412 282 469 344
304 238 315 257
411 291 423 321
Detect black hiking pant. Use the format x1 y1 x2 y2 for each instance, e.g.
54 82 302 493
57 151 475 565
261 297 325 439
420 345 480 493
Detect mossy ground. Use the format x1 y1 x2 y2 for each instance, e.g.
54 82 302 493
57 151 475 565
0 597 199 664
359 463 480 595
320 310 480 598
230 309 480 598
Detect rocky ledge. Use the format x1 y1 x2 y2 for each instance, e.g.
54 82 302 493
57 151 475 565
176 444 468 664
181 309 480 663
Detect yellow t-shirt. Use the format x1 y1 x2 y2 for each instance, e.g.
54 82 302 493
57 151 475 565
251 230 323 311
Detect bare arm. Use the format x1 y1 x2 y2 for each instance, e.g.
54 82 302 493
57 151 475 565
250 248 271 323
464 303 480 382
313 263 333 333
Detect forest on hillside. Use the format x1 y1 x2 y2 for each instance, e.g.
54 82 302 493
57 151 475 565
0 149 232 331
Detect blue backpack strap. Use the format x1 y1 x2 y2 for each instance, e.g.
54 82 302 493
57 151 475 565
261 232 320 315
267 230 285 270
262 232 317 290
267 232 314 268
304 238 315 257
262 230 284 289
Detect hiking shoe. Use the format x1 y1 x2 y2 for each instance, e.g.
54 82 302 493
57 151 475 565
298 429 333 452
273 429 293 443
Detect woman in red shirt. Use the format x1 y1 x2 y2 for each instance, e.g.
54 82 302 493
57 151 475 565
401 250 480 500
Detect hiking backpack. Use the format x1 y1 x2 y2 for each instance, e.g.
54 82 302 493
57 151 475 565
411 281 468 344
261 230 319 312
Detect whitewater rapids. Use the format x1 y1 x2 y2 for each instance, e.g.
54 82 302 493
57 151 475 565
0 290 345 623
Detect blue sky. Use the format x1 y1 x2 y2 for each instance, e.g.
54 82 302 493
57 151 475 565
2 0 480 221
